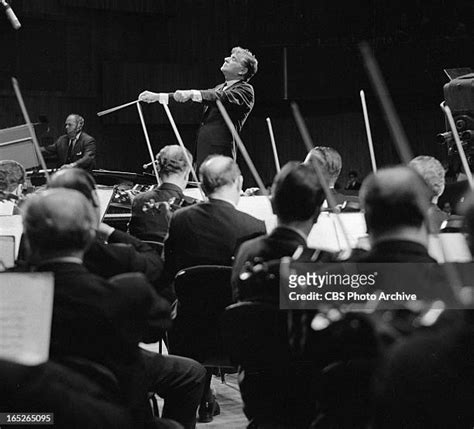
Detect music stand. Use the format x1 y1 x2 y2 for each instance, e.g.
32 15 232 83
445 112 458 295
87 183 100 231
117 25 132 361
0 124 41 169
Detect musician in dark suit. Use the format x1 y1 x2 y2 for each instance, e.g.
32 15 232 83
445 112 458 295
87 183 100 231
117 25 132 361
129 145 196 243
43 114 96 171
22 188 206 429
164 155 265 422
139 47 258 167
232 161 328 304
351 166 436 263
164 155 265 279
45 168 169 299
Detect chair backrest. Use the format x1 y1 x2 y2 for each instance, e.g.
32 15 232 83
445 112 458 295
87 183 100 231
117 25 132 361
169 265 233 362
221 301 291 369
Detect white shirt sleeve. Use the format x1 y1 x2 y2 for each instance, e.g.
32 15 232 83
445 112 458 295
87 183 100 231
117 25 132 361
190 90 202 102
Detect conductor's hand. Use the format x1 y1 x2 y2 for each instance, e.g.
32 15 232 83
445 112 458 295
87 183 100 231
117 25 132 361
173 90 193 103
139 91 160 103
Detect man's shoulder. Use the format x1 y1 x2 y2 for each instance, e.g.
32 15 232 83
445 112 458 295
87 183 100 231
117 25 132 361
79 132 95 143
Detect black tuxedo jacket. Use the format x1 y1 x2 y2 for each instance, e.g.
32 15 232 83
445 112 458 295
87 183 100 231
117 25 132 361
45 132 96 170
196 80 254 166
164 198 265 280
36 262 170 365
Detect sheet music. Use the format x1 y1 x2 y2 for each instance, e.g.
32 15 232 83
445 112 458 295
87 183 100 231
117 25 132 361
0 236 15 270
0 272 54 365
0 201 15 216
308 212 367 251
96 187 115 221
428 233 472 262
0 215 23 258
237 196 273 220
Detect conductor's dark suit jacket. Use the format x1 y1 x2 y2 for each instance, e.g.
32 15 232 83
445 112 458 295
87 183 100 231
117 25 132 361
44 132 96 171
196 80 254 166
164 198 266 282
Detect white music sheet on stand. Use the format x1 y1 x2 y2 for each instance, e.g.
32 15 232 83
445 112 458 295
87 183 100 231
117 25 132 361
0 201 15 216
428 233 472 262
96 187 115 221
308 212 367 252
0 272 54 365
0 215 23 258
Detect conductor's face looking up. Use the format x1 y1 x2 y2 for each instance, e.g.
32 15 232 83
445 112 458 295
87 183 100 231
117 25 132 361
221 50 248 81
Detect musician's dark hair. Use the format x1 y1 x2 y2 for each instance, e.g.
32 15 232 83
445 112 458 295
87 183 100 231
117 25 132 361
199 155 240 195
304 146 342 187
272 162 326 223
232 46 258 81
48 168 99 208
361 166 431 235
0 160 25 192
156 145 192 177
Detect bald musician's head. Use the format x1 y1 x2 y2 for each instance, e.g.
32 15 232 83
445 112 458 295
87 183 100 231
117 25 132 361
303 147 342 188
199 155 243 204
48 168 100 221
361 166 432 241
23 188 97 262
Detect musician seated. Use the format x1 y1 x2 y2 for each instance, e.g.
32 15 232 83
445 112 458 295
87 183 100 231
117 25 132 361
303 146 360 211
351 166 436 263
19 188 179 427
409 155 449 233
164 155 266 423
45 168 170 300
42 114 96 171
0 160 25 214
232 161 332 304
128 145 196 243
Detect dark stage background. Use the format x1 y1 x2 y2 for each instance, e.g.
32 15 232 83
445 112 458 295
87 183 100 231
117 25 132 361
1 0 473 186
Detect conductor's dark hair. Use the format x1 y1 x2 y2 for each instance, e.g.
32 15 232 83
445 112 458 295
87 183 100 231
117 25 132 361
272 162 326 223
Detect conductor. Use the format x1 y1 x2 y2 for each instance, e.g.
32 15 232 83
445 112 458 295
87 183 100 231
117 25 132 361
139 47 258 167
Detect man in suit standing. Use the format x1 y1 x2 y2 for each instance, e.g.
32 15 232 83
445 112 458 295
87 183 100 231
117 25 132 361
139 47 258 167
43 114 96 171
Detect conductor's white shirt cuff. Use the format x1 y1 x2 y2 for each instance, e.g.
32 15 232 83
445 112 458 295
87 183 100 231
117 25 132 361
191 90 202 102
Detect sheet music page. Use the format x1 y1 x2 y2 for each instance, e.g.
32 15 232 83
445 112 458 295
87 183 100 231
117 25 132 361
95 187 115 220
237 196 273 220
0 201 15 216
308 212 367 251
428 233 472 262
0 215 23 258
0 272 54 365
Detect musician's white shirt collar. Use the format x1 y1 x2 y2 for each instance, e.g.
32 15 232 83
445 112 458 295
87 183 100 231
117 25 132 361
70 132 81 143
